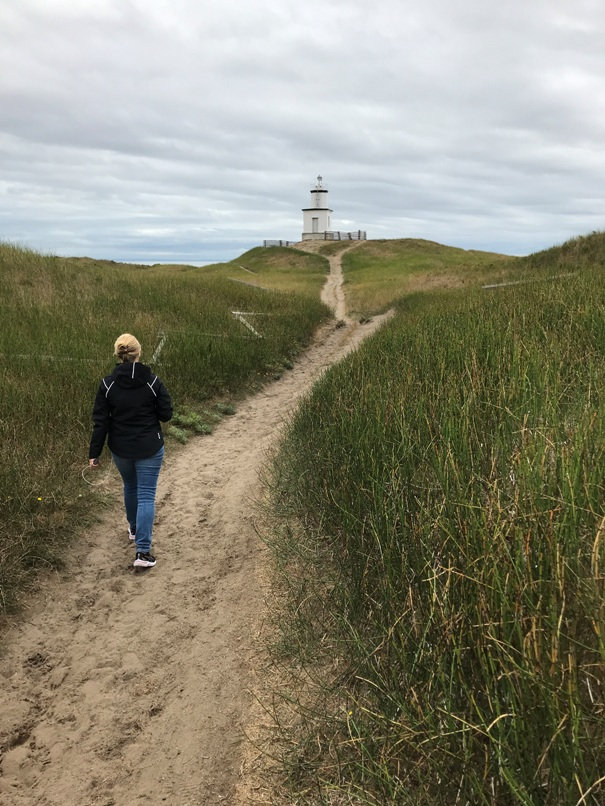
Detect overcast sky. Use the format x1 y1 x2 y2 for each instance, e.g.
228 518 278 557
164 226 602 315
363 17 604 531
2 0 605 264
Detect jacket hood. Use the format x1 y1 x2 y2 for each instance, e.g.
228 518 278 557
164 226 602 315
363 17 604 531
111 361 153 389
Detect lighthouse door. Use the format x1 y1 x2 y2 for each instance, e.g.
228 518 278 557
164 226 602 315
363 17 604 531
312 217 319 233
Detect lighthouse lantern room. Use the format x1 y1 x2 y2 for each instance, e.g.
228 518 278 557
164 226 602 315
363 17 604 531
302 176 333 240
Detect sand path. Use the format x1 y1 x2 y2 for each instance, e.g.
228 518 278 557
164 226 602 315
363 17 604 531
0 245 387 805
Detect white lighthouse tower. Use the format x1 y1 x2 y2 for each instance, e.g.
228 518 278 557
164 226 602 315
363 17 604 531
302 176 332 240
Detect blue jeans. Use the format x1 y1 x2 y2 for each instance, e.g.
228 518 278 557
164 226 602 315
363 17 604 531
111 446 164 553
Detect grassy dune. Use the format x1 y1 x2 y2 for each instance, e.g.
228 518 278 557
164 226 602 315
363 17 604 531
0 242 329 616
265 232 605 804
140 245 329 298
340 238 514 318
208 245 329 297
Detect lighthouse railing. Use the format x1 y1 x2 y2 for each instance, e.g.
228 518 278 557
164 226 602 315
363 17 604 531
323 231 367 241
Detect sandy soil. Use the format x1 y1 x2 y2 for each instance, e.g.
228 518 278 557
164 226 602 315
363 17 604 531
0 247 390 806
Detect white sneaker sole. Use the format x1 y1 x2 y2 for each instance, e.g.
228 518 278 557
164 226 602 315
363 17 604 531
133 558 156 568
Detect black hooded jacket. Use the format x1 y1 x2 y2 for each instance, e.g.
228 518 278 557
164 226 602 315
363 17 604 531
89 362 173 460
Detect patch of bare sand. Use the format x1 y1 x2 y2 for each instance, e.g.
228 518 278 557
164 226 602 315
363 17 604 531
0 298 393 803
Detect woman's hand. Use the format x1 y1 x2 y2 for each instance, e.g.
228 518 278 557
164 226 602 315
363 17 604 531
89 458 100 469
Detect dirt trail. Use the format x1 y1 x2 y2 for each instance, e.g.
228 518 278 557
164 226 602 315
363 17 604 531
318 242 363 322
0 248 389 805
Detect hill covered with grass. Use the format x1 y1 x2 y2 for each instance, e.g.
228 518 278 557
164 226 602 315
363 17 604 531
336 237 513 317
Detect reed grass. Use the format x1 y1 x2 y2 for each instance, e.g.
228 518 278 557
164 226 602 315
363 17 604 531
0 242 329 616
265 234 605 804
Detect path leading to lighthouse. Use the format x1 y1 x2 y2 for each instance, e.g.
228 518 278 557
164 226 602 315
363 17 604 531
0 246 390 805
300 239 363 323
319 242 362 322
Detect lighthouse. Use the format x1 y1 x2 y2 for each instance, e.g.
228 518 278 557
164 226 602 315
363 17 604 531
302 176 332 240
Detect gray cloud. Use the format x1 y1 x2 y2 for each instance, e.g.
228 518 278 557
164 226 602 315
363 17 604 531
2 0 605 262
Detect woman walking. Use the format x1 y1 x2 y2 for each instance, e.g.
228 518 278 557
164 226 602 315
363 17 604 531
88 333 173 568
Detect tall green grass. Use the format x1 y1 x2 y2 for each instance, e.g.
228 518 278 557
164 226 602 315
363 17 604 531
266 247 605 803
0 243 329 615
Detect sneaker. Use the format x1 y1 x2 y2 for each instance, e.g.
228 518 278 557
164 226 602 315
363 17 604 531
128 527 136 541
134 552 156 568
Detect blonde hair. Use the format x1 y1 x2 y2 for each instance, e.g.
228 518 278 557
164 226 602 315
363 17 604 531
114 333 141 363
